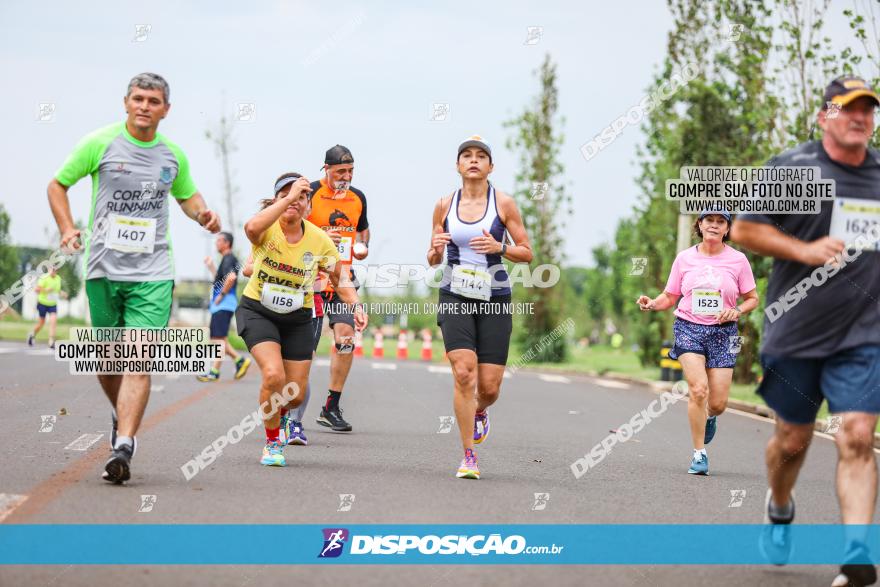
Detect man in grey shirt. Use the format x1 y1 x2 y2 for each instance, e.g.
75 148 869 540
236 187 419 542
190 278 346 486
48 73 221 485
733 76 880 586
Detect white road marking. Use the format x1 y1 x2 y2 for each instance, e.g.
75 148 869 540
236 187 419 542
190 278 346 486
0 493 28 522
314 359 331 367
371 363 397 370
150 385 165 392
593 379 631 389
427 365 452 374
65 433 104 451
24 349 55 356
0 348 16 355
538 374 570 384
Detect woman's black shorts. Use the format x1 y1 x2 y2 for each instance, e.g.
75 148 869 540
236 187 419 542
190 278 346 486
437 290 512 365
235 297 314 361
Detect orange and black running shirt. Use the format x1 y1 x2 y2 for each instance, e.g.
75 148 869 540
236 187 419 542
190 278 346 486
308 179 368 293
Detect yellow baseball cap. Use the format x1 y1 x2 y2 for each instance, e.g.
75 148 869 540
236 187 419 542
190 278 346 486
824 76 880 108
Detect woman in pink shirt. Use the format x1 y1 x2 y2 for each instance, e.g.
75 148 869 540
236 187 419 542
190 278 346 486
637 211 759 475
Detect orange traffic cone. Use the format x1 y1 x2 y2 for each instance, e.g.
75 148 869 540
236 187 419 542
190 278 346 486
372 330 384 359
421 329 432 361
396 330 409 360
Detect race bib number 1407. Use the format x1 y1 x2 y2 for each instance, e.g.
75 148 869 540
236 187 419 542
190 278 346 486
106 215 157 254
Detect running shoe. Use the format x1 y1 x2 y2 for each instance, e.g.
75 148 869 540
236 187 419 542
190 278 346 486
831 544 877 587
474 410 490 444
688 451 709 475
103 443 133 484
48 340 55 350
196 370 220 382
26 333 34 347
704 415 718 444
286 420 308 446
260 441 286 467
234 357 252 379
456 448 480 479
759 488 795 566
317 407 352 432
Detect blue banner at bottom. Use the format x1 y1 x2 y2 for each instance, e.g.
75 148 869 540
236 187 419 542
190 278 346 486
1 524 878 564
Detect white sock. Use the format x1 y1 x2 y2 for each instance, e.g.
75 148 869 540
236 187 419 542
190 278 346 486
115 435 133 450
694 448 707 458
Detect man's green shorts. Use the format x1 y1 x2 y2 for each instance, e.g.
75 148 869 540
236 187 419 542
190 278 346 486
85 279 174 328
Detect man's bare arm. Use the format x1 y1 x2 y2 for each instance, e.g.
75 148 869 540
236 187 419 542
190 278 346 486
730 219 844 267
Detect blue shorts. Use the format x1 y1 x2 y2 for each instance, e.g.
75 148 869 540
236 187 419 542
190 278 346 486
758 345 880 424
669 318 739 368
209 310 234 338
37 303 57 318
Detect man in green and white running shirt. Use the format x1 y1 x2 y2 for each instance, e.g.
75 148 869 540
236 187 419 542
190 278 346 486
47 72 221 484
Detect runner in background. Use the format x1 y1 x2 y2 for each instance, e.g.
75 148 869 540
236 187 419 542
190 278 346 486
732 76 880 587
197 231 251 382
47 73 221 484
428 135 533 479
289 145 370 435
238 172 367 467
637 210 758 476
27 267 67 349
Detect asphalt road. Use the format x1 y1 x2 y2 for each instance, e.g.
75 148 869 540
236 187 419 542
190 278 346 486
0 340 868 586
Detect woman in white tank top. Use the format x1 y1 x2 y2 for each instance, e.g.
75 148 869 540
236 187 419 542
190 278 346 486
427 135 534 480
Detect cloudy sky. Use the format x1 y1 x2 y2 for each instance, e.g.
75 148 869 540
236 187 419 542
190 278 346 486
0 1 863 280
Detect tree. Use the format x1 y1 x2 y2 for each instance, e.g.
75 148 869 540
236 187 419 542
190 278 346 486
616 0 781 379
596 0 877 383
504 54 573 362
0 204 20 298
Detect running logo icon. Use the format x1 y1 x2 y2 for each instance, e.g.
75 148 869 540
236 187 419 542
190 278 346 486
337 494 355 512
727 23 744 42
430 103 450 122
133 24 151 42
141 181 158 198
524 26 543 45
39 415 56 433
630 257 648 276
318 528 349 558
532 493 550 511
236 103 256 122
37 103 56 123
728 336 744 354
437 416 454 434
825 416 842 434
531 182 549 201
728 490 746 508
826 102 842 119
138 494 157 513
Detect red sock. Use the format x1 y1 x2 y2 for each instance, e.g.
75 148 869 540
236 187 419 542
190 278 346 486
265 427 280 443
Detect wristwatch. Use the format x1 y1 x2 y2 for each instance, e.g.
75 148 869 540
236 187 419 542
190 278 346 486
501 243 508 256
735 305 743 314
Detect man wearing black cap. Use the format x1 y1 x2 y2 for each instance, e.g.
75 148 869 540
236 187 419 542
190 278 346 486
287 145 369 436
733 76 880 585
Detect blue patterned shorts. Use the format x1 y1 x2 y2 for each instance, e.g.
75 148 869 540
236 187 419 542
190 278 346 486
669 318 739 368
